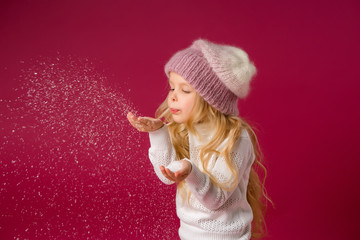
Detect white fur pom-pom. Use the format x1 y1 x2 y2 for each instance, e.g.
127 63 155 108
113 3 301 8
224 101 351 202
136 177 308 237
166 161 183 173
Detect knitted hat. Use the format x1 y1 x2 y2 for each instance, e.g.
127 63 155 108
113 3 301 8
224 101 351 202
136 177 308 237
164 39 257 116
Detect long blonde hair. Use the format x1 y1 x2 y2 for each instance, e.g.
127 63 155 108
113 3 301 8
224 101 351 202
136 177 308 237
156 92 273 238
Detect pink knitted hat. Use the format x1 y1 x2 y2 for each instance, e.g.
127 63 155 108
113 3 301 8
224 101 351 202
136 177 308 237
164 39 257 116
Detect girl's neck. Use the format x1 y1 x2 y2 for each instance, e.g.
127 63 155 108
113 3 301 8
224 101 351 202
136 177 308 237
193 121 215 142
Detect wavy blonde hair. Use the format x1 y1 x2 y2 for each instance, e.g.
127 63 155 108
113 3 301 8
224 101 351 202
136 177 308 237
155 92 273 239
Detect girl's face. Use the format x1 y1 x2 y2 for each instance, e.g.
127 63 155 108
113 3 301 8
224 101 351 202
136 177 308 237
167 72 197 124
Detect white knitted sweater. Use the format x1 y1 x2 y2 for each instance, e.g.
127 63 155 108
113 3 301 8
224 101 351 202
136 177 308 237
148 123 254 240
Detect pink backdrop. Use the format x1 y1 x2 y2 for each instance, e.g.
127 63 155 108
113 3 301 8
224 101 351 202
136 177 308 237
1 0 359 239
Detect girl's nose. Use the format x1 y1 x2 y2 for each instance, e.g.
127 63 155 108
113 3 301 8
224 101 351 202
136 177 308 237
170 92 177 101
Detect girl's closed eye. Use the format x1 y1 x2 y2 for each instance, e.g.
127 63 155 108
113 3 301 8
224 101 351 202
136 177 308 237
169 87 191 93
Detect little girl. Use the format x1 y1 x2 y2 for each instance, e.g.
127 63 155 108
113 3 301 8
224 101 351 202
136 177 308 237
127 39 270 239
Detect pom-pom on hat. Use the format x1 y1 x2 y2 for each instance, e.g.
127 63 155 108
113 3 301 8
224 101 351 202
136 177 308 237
164 39 257 116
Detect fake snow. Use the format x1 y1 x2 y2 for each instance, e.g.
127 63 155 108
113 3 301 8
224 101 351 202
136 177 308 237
166 161 183 173
0 54 179 239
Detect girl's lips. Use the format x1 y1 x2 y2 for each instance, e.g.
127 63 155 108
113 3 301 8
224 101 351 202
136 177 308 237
170 108 179 114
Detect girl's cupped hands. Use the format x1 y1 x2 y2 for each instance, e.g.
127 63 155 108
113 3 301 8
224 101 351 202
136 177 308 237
160 159 192 183
127 112 164 132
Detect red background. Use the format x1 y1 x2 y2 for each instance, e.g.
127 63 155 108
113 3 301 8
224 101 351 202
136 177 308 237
1 0 359 239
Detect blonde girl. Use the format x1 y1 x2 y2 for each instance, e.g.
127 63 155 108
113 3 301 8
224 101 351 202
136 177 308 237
127 39 271 240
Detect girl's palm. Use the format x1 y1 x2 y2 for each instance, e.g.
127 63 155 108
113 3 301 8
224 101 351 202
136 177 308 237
127 112 164 132
160 159 192 183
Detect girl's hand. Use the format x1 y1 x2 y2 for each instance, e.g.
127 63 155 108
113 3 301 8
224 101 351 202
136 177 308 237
160 159 192 183
127 112 164 132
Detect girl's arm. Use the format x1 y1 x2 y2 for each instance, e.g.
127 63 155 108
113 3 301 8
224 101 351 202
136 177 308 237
127 112 176 184
148 124 177 185
185 136 255 210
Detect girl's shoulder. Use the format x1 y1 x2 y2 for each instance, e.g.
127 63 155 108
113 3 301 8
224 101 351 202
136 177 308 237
239 127 251 139
232 127 253 154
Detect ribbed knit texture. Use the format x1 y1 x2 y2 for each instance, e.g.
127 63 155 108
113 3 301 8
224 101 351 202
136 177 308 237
164 39 257 116
148 124 255 240
192 40 256 98
164 47 239 116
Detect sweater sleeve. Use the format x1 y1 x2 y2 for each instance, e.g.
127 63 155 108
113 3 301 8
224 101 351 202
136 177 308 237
185 135 255 210
148 124 177 185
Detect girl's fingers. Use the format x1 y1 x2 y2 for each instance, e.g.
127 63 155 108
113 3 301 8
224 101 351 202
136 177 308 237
127 113 147 131
160 166 167 175
175 166 189 178
128 113 163 132
160 166 175 181
127 112 137 121
160 166 170 180
131 114 161 127
127 113 138 125
174 171 181 178
139 117 158 125
174 170 187 179
160 165 189 183
166 168 186 182
138 118 150 128
129 114 148 126
165 168 174 177
139 117 154 127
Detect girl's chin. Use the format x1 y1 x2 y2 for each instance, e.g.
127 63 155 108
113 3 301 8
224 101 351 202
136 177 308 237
173 120 184 124
172 116 186 124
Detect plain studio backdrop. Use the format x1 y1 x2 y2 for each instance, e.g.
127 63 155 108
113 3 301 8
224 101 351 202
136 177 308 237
1 0 359 239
